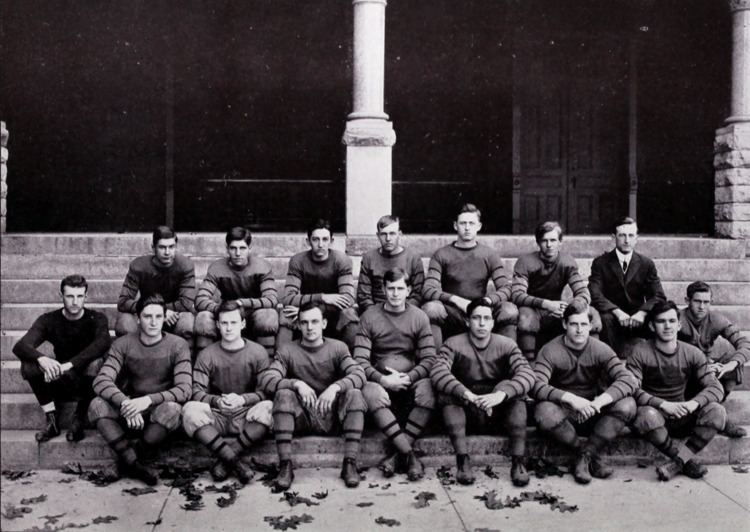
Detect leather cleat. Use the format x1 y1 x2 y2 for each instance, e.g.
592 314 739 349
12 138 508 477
721 421 747 439
123 460 158 486
573 452 592 484
233 460 254 485
511 457 530 487
340 458 360 488
378 452 398 478
405 452 425 481
455 454 475 485
36 412 61 442
275 460 295 491
66 416 86 442
589 455 614 479
681 459 708 479
656 459 683 482
210 460 230 482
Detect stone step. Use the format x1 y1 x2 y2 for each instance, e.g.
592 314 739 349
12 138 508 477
3 277 749 305
2 233 746 259
3 391 750 432
1 426 748 470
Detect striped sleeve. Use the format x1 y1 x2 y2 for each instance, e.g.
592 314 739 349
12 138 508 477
191 352 219 407
172 260 196 313
353 315 385 384
689 349 725 407
430 343 467 398
626 351 664 408
241 351 270 406
93 344 128 407
405 313 436 383
422 254 449 303
493 346 535 399
195 270 220 314
599 349 638 402
259 352 296 395
487 252 511 304
356 254 376 311
116 264 140 313
336 254 356 307
334 348 366 391
531 348 566 402
243 266 278 310
407 253 426 307
511 258 544 309
720 319 750 366
147 341 192 405
565 263 590 305
282 256 312 307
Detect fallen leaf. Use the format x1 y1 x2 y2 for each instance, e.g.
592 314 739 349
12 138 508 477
58 478 76 484
474 528 501 532
92 516 118 524
312 490 328 500
146 518 163 525
436 465 455 485
527 457 567 478
356 502 374 507
623 479 633 483
375 516 401 527
264 513 314 530
21 494 48 505
413 491 437 509
1 469 35 480
369 483 380 488
41 513 66 525
731 465 749 474
180 500 205 511
122 486 158 496
381 483 391 490
483 465 499 479
1 503 32 519
279 491 320 507
636 459 651 469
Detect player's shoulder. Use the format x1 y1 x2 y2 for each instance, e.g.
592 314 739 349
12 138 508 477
173 253 195 271
330 249 353 267
557 251 579 267
129 254 154 271
324 337 350 354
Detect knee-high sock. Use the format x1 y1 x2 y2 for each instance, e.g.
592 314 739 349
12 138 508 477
256 335 276 358
642 426 691 462
340 323 358 351
686 425 719 454
496 324 517 342
142 421 169 448
96 418 136 464
517 333 537 361
404 406 432 445
273 412 295 462
372 407 412 454
194 425 238 464
276 326 294 349
584 414 627 455
430 324 443 350
238 421 268 451
342 411 364 460
545 418 579 449
442 405 468 455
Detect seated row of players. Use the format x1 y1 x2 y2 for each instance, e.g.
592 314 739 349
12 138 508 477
13 208 748 487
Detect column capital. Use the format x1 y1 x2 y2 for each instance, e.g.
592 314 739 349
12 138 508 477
729 0 750 13
342 119 396 147
352 0 387 5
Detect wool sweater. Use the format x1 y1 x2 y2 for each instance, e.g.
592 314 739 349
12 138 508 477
679 310 750 366
117 254 196 313
357 247 425 311
511 251 589 308
195 257 278 314
282 250 355 307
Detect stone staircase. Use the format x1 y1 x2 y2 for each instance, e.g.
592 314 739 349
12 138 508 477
1 233 748 469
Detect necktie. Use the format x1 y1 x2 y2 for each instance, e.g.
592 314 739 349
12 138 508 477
622 260 628 273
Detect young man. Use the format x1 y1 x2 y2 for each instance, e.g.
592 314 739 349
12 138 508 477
13 275 111 442
277 219 358 349
357 214 425 313
422 203 517 347
356 268 436 481
678 281 749 438
629 300 726 481
533 301 638 484
431 297 535 486
89 295 192 485
194 227 279 356
512 221 601 360
115 226 195 342
261 302 367 490
182 301 272 484
589 216 665 357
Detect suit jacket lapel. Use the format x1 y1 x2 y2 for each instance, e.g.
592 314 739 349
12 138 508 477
624 252 642 284
608 250 626 286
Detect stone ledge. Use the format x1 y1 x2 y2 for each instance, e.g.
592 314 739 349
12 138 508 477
715 184 750 203
715 122 750 152
715 203 750 221
715 150 750 169
342 119 396 147
715 221 750 239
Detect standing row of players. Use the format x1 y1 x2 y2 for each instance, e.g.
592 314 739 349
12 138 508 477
14 205 749 489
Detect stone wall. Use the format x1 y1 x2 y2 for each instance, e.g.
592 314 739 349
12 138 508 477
1 121 7 233
715 123 750 239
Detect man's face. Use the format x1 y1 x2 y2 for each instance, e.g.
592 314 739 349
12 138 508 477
454 212 481 242
687 291 712 321
614 223 638 254
468 305 494 340
217 308 246 343
537 230 561 260
377 222 402 253
563 311 591 348
153 238 177 267
650 308 679 342
384 278 411 309
298 307 326 344
138 304 165 338
61 286 87 317
227 239 251 267
308 228 332 261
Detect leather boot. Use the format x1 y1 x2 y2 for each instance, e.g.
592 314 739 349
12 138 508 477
233 460 254 485
378 452 399 478
721 420 747 439
210 460 230 482
66 407 86 442
340 458 360 488
589 455 614 479
573 452 592 484
405 452 424 481
36 412 61 442
123 460 158 486
656 459 683 481
275 460 295 491
455 454 475 485
681 459 708 479
511 457 530 487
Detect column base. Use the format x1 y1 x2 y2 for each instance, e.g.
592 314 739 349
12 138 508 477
714 122 750 239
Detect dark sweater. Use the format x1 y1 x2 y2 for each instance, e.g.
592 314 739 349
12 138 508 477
282 250 355 307
117 254 195 313
679 310 750 366
354 304 436 384
533 336 638 402
357 247 425 311
511 251 589 309
627 339 724 408
13 308 111 371
93 332 192 407
195 257 278 314
260 338 365 395
423 243 510 305
431 333 535 399
192 339 270 408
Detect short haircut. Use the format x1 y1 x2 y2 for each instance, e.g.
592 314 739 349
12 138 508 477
376 214 400 232
60 274 88 293
383 267 410 287
136 294 166 316
226 226 252 246
152 225 177 247
535 221 563 243
457 203 481 221
466 297 493 319
612 216 637 234
647 300 680 325
563 300 590 322
307 218 332 239
298 301 326 319
686 281 712 300
214 299 246 321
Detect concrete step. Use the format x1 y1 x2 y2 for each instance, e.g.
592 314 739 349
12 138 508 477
1 331 54 361
3 233 746 259
2 426 748 470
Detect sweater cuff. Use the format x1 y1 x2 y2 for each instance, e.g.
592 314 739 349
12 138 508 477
147 393 164 406
494 381 519 399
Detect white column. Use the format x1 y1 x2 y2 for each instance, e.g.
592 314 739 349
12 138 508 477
1 121 7 233
727 0 750 123
343 0 395 236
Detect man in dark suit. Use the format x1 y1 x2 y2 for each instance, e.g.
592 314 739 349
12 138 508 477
589 216 665 357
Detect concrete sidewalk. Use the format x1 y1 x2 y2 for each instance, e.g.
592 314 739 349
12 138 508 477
1 465 748 532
